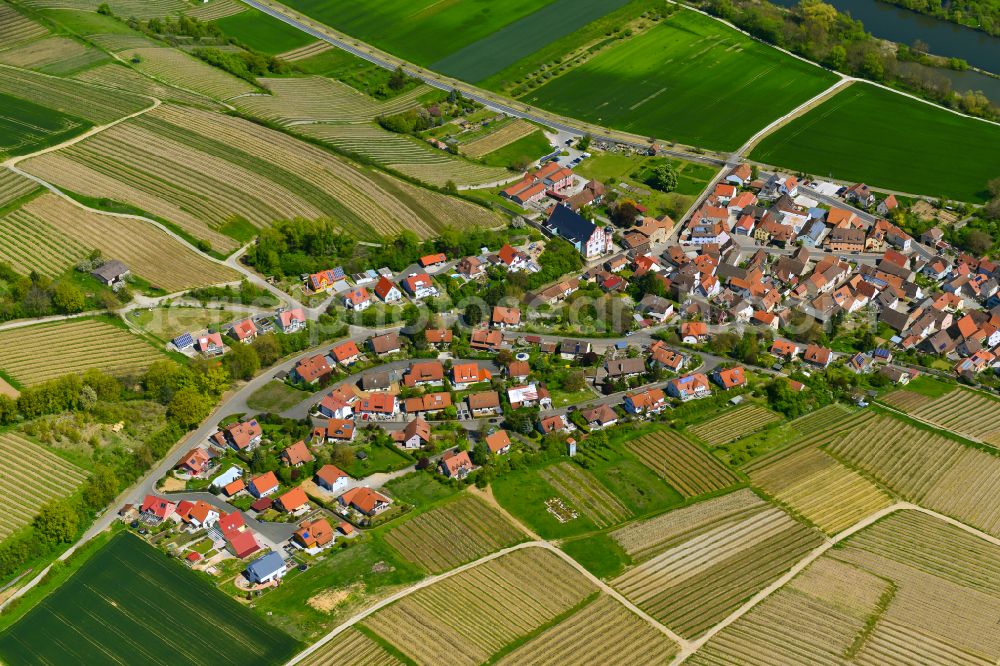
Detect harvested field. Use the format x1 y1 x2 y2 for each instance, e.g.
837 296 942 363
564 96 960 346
384 494 525 573
185 0 247 20
688 557 890 666
295 123 510 187
688 404 782 446
786 403 855 436
827 415 1000 536
74 62 223 109
0 432 87 540
0 193 240 290
538 462 631 528
910 389 1000 444
20 0 188 19
879 389 932 412
0 319 164 386
627 430 739 498
278 40 333 61
298 628 402 666
363 547 593 666
236 77 428 124
749 446 892 534
20 104 502 253
612 505 822 637
610 488 764 560
460 119 536 159
0 64 149 124
496 594 678 665
0 36 107 75
120 47 255 101
0 169 40 208
0 4 48 47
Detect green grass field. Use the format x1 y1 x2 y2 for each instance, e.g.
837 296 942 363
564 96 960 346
213 6 315 54
751 82 1000 202
478 129 553 168
522 9 838 151
0 92 89 158
282 0 553 65
0 533 298 665
430 0 633 82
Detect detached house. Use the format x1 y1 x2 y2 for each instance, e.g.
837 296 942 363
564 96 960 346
211 419 262 452
281 441 314 467
666 373 711 401
141 495 176 523
249 471 279 499
605 358 646 381
624 388 666 415
581 404 618 429
439 450 474 479
803 344 834 368
712 366 747 390
374 276 403 303
392 417 431 449
467 391 502 417
681 321 709 344
457 256 485 280
545 206 612 259
339 487 392 516
492 306 521 329
404 361 445 387
343 287 371 311
315 464 350 493
401 273 438 300
650 340 684 371
196 332 225 357
276 308 306 333
314 418 356 443
293 354 332 384
369 332 401 356
331 340 361 366
485 429 512 455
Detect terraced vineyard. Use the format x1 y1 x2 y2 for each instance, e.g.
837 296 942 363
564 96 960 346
909 389 1000 445
0 4 48 46
627 430 739 498
0 319 164 385
363 547 593 666
84 34 161 52
74 62 222 109
0 193 240 290
298 628 403 666
611 489 764 561
538 462 631 528
460 119 535 159
20 104 503 253
827 415 1000 537
0 65 149 124
496 595 678 665
184 0 247 20
749 446 893 534
742 410 878 475
0 169 39 208
384 494 525 573
612 504 822 637
879 389 932 412
277 41 333 61
236 77 428 124
688 557 892 665
0 432 87 540
296 123 511 187
120 47 255 101
688 405 782 446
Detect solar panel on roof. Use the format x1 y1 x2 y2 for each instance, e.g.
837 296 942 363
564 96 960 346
332 267 345 279
173 333 194 349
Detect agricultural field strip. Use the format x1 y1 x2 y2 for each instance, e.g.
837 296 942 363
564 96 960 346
0 36 106 75
496 594 678 665
826 415 1000 536
0 65 151 125
21 0 189 19
538 462 631 529
460 120 535 159
749 445 893 534
184 0 247 20
910 389 1000 443
0 169 39 207
627 430 738 498
363 547 596 665
383 494 525 573
74 63 224 110
0 319 163 385
119 47 255 101
0 4 48 47
784 403 855 436
0 204 88 277
688 405 781 446
611 489 766 560
613 507 824 637
289 542 689 666
878 389 932 412
297 627 403 666
741 410 877 474
0 433 87 539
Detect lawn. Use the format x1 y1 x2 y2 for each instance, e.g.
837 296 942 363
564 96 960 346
750 82 1000 202
560 533 631 578
347 443 413 478
0 533 298 665
478 130 553 169
213 7 315 54
133 306 250 341
382 471 458 507
246 381 310 413
0 92 89 158
522 9 838 151
282 0 553 66
492 464 602 539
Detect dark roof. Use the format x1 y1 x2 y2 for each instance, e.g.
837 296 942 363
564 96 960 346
92 260 129 281
546 206 597 245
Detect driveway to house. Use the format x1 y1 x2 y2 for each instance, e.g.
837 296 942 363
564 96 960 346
162 491 297 545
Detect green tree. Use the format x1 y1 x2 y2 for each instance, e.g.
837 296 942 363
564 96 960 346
83 465 120 510
34 499 80 546
648 163 678 192
225 343 260 381
52 282 86 313
563 370 586 393
168 387 210 427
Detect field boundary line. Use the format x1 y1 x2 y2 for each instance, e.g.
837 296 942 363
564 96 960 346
286 541 691 665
